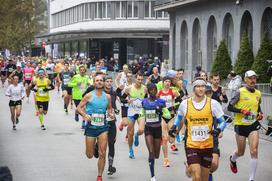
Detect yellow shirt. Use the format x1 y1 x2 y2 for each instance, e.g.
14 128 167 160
35 78 49 102
234 87 261 126
185 97 213 149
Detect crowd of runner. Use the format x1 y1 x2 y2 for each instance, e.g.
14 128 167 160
1 56 263 181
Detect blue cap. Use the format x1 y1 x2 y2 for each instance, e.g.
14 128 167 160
166 70 177 78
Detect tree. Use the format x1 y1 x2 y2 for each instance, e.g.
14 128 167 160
211 40 232 79
234 32 255 77
251 34 272 83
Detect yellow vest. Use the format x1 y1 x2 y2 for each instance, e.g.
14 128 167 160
35 78 49 102
185 97 213 149
234 87 261 126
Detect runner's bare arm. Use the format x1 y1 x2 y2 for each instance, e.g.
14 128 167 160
114 73 122 88
106 94 114 119
76 93 92 121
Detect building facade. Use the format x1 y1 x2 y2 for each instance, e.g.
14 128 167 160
42 0 170 65
155 0 272 81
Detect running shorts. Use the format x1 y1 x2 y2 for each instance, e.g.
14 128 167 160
1 71 6 76
36 101 49 111
144 125 162 139
9 100 22 107
62 85 72 95
24 80 31 86
84 123 109 137
234 121 260 137
185 148 213 168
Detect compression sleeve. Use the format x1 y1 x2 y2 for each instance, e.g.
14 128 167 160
217 116 227 131
173 114 183 127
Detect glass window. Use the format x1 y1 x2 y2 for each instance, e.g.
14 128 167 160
102 2 107 18
70 8 73 23
151 1 155 17
134 1 138 18
95 2 102 19
84 3 89 19
78 5 83 21
74 7 78 23
144 1 149 18
107 2 111 18
121 1 127 18
156 11 162 18
127 1 132 18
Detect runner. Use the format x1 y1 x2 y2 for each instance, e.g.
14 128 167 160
76 74 114 181
54 59 64 93
115 64 129 88
68 65 90 128
9 63 24 85
145 66 161 85
140 83 171 181
158 76 179 167
31 68 53 130
5 75 25 130
210 73 228 104
45 59 56 87
23 61 35 102
0 58 7 87
124 72 147 158
169 78 226 181
228 70 262 181
58 62 74 114
5 59 16 85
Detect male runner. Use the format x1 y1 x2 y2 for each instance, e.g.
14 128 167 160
76 74 113 181
169 78 226 181
228 70 262 181
210 73 228 104
145 66 161 85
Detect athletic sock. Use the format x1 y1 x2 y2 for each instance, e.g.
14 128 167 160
129 145 133 151
231 151 239 162
249 158 257 181
109 156 114 167
149 158 155 178
39 114 44 125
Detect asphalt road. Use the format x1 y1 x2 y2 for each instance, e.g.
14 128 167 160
0 85 271 181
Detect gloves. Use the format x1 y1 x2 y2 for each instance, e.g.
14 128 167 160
168 125 177 137
43 88 49 92
210 128 221 137
32 88 37 92
241 109 251 116
156 106 163 116
114 109 120 115
257 112 263 121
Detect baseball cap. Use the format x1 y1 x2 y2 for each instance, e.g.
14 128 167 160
166 70 177 78
245 70 257 78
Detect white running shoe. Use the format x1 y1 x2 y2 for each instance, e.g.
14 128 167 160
151 176 156 181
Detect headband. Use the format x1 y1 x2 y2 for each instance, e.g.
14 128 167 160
192 79 206 88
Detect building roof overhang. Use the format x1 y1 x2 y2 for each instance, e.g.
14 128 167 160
155 0 205 11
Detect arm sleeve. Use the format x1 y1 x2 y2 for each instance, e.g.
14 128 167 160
227 90 241 113
173 100 186 126
217 116 227 131
67 76 77 87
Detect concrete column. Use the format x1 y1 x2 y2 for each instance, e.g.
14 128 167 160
201 16 208 72
187 18 193 82
175 17 182 69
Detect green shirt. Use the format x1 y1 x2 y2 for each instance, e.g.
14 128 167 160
68 74 90 100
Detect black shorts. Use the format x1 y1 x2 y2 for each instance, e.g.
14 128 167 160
62 85 72 95
48 73 57 81
144 125 162 139
121 106 128 118
185 148 213 168
9 100 22 107
234 121 261 137
24 80 31 86
36 101 49 111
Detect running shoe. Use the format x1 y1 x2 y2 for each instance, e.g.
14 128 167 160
16 118 19 124
96 176 102 181
163 158 170 167
229 156 238 174
41 125 46 130
134 133 139 147
176 134 181 143
13 125 16 131
170 144 178 151
107 166 116 175
118 122 124 131
94 143 99 158
74 114 79 122
129 149 135 159
150 176 156 181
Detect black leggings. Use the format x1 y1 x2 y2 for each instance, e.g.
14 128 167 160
108 121 117 158
73 99 81 116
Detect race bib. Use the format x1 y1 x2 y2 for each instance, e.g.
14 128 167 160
161 95 172 108
145 110 159 123
191 125 209 142
242 112 256 124
8 68 13 72
25 73 31 79
91 113 105 126
38 88 46 96
63 78 70 85
128 99 142 116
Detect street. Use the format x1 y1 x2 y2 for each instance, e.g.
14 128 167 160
0 87 272 181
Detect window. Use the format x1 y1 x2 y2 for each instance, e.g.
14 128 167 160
144 1 155 18
84 3 89 20
73 7 78 23
95 2 102 19
65 10 69 24
102 2 111 19
127 1 138 18
78 5 83 22
116 1 126 18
